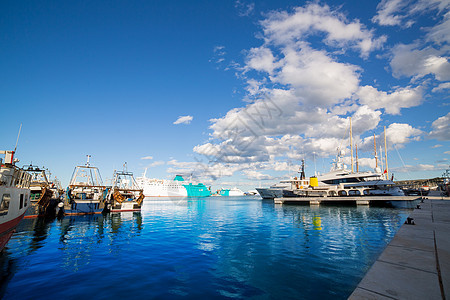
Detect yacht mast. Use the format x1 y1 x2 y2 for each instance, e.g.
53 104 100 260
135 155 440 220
384 126 389 180
380 145 384 177
374 133 378 169
350 117 353 173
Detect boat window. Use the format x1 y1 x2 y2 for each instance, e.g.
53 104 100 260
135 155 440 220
20 194 24 209
0 194 11 215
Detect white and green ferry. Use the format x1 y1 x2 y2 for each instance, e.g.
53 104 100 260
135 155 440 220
136 174 210 197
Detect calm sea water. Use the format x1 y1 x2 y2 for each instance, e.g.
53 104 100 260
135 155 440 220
1 197 411 299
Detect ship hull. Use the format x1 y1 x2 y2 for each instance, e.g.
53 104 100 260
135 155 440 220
110 202 141 212
256 188 284 199
0 187 30 251
59 200 105 216
137 177 210 197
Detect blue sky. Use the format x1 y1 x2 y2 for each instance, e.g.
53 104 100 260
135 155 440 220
1 0 449 191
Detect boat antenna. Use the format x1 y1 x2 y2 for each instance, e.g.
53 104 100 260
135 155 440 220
313 152 317 176
143 168 147 177
14 123 22 153
86 155 91 167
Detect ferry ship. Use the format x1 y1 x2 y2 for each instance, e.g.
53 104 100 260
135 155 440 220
136 172 210 197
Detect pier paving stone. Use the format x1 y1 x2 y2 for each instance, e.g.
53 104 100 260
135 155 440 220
378 245 436 273
350 287 395 300
435 225 450 297
389 229 435 252
353 260 441 300
350 198 450 299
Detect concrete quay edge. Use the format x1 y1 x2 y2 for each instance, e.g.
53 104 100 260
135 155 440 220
349 196 450 300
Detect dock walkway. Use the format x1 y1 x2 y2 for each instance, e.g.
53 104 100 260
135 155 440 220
349 196 450 299
274 196 420 206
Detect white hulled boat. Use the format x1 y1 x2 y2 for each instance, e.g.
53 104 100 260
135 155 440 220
219 187 245 196
0 150 31 251
256 159 310 199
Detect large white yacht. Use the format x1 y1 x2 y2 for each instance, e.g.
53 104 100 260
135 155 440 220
257 149 403 199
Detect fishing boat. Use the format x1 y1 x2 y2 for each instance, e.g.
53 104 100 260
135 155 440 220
106 166 144 212
23 164 61 218
58 155 108 216
0 150 31 251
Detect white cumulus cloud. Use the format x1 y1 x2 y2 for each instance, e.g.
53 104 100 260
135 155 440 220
429 112 450 141
262 3 386 57
173 115 193 125
390 44 450 81
357 85 423 115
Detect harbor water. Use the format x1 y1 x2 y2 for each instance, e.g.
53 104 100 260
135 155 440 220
1 196 412 299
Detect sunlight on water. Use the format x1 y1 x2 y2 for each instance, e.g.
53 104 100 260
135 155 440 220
0 197 411 299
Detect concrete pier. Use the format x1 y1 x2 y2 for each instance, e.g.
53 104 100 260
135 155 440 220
273 196 420 206
349 197 450 299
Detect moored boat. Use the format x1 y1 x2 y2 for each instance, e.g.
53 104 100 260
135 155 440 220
256 159 310 199
0 150 31 251
23 164 60 218
219 187 245 196
58 156 108 216
136 172 211 197
106 167 144 212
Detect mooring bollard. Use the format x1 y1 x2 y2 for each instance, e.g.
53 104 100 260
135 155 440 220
405 217 415 225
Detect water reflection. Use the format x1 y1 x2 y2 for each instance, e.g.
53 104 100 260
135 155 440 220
1 198 412 299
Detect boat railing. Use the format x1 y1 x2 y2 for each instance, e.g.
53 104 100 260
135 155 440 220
69 184 108 189
114 188 143 192
0 164 31 188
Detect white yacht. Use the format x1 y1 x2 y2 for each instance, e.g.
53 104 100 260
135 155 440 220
293 149 404 197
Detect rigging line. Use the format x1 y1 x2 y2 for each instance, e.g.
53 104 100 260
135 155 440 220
393 143 412 178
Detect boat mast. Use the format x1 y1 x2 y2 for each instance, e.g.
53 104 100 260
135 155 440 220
379 145 384 177
355 144 359 172
384 126 389 180
299 159 306 180
374 133 378 169
350 117 354 173
14 123 22 153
